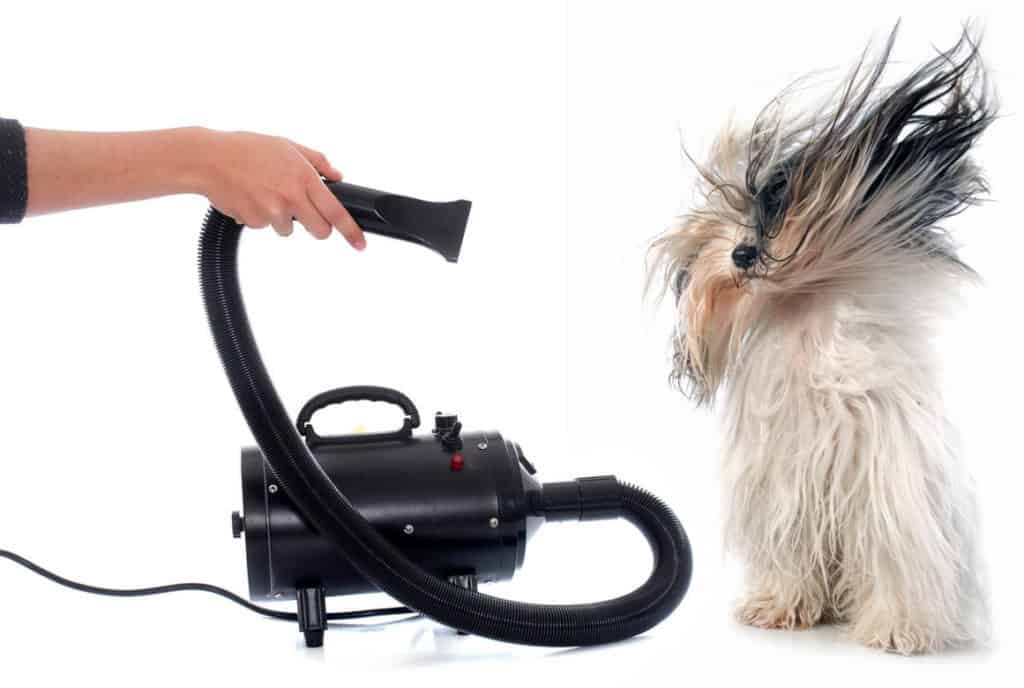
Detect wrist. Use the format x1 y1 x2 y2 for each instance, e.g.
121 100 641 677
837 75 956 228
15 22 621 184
169 126 218 196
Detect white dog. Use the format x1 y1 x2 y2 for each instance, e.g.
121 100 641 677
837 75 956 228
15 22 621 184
649 26 993 654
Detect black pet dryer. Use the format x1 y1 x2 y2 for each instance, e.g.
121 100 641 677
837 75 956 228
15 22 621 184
0 180 691 651
204 181 692 648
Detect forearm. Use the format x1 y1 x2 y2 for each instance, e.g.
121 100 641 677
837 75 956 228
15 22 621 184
24 127 207 216
3 121 363 246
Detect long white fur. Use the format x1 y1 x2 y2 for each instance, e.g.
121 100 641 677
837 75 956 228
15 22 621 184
721 267 987 653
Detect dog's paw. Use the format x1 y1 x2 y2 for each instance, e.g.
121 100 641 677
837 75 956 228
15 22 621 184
850 622 936 655
736 592 823 630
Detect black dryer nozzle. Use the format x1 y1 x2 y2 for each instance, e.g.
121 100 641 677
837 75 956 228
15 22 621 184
327 181 470 262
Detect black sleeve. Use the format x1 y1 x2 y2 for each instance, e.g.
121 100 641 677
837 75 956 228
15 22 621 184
0 118 28 224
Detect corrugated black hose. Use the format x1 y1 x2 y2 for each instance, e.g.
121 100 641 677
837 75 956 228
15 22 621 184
199 207 692 646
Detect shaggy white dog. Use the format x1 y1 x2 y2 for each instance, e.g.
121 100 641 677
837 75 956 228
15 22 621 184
649 26 993 654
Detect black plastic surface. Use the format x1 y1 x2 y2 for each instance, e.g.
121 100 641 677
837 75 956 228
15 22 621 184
239 430 540 599
327 181 470 263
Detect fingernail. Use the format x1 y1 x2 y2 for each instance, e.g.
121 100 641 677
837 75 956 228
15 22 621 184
354 236 366 251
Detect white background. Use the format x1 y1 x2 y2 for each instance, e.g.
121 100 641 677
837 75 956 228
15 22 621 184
1 1 1020 685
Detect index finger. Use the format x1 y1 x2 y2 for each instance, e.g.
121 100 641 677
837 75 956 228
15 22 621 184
308 178 366 250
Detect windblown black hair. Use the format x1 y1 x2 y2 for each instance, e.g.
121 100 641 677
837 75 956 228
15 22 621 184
743 23 995 274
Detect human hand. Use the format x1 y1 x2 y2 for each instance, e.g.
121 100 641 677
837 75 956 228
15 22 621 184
191 129 365 248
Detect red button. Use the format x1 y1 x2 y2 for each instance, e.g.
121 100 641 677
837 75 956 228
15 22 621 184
450 454 465 471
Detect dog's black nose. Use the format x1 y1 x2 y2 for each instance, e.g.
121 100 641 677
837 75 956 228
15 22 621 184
731 244 759 270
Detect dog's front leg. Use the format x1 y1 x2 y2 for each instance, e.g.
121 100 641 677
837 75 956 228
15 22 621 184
835 389 986 654
726 456 832 631
736 563 830 631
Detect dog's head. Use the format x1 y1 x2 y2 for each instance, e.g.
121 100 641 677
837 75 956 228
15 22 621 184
649 25 994 405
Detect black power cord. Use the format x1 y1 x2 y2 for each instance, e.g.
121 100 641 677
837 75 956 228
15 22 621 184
0 549 414 623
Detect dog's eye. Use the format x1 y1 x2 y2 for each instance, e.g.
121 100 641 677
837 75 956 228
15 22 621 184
754 161 795 239
731 244 759 270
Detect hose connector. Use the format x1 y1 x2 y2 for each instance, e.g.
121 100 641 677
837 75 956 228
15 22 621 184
535 476 622 522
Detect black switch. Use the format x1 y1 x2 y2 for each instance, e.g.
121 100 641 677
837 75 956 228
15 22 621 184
433 412 459 434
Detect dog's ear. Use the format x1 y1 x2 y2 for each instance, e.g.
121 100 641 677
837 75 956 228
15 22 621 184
648 214 754 405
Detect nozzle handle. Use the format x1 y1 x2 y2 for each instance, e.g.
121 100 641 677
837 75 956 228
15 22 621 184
326 181 470 263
